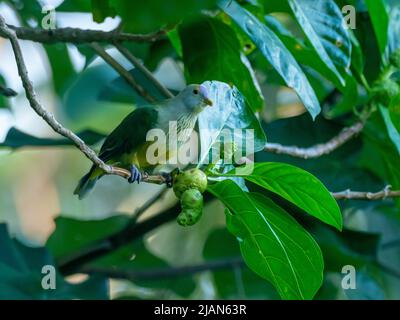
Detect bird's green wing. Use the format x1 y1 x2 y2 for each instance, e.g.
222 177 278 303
98 107 159 163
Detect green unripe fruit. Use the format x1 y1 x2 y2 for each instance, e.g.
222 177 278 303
390 49 400 69
181 188 203 209
372 79 400 106
177 189 203 226
172 169 208 199
177 208 203 226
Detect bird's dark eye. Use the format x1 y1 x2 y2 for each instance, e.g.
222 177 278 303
193 89 199 94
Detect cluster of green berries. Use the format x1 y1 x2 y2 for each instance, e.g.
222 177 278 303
372 49 400 106
172 169 208 227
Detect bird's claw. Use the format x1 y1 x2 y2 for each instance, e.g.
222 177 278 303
128 165 141 184
161 172 173 188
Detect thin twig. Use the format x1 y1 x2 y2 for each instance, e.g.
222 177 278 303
332 186 400 200
7 24 166 44
0 15 164 185
264 121 364 159
0 84 17 97
83 257 244 280
114 42 174 99
89 42 156 103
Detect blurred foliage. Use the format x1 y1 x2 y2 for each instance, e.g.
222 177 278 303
0 0 400 301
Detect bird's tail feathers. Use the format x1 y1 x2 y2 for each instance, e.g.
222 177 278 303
74 166 100 199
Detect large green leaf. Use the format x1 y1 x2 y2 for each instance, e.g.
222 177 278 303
0 224 108 300
221 163 342 230
179 16 264 112
91 0 218 33
197 81 266 166
288 0 351 86
389 95 400 133
364 0 389 61
208 180 324 300
379 104 400 155
203 228 279 299
44 44 77 96
255 113 381 200
219 0 321 119
263 15 341 89
360 112 400 207
386 6 400 57
0 127 105 149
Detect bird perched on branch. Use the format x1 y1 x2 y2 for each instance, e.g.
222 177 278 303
74 84 213 199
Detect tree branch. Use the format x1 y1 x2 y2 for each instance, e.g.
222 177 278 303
0 84 17 97
89 42 156 103
114 42 174 99
264 121 364 159
0 15 164 185
7 24 166 44
332 186 400 200
83 257 244 280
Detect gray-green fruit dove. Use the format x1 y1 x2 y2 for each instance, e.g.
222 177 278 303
74 84 212 199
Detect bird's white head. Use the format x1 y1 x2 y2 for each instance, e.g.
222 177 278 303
179 84 213 114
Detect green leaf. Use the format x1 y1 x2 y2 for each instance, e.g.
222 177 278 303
379 105 400 155
360 112 400 207
0 224 108 300
56 0 92 12
44 44 77 96
197 81 267 166
98 68 168 105
92 0 116 22
167 28 183 57
389 95 400 133
221 163 343 230
364 0 389 61
386 6 400 57
326 73 359 118
310 224 380 272
179 16 264 112
47 215 130 259
219 0 321 119
208 180 324 300
94 0 218 33
264 15 339 89
0 127 105 149
5 0 43 23
46 216 196 297
288 0 351 86
203 228 279 299
0 75 14 110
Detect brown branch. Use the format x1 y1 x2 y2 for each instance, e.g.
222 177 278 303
0 15 164 185
114 42 174 99
264 121 364 159
332 186 400 200
89 42 156 103
83 257 244 280
7 24 165 44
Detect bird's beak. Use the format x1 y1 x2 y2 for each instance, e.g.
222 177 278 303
204 97 213 106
